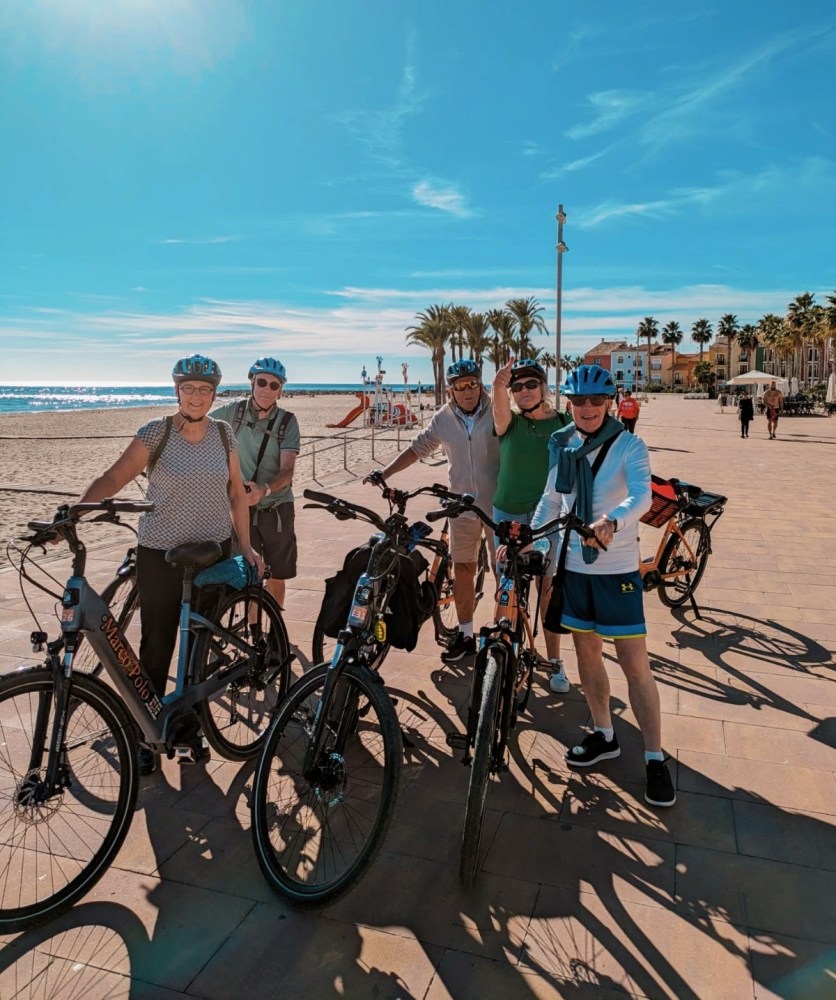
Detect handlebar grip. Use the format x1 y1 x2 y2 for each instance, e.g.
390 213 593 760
426 509 447 523
303 488 338 505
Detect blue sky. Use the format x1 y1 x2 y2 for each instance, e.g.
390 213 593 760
1 0 834 385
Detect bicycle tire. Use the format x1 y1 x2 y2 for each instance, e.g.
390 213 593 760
432 535 489 644
459 647 503 887
195 588 292 760
0 669 139 933
251 661 402 908
658 518 710 608
74 575 139 676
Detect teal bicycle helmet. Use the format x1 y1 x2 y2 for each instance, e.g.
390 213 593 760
248 357 287 384
172 355 222 386
510 359 547 384
446 359 481 384
561 364 616 397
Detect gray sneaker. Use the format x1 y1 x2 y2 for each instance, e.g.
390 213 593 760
548 659 571 694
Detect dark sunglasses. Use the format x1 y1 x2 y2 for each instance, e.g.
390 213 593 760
567 394 610 407
255 377 282 391
510 379 542 393
451 379 481 391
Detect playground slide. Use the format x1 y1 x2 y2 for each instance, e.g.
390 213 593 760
326 403 367 428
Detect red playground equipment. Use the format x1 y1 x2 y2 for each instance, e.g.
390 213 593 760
327 391 418 428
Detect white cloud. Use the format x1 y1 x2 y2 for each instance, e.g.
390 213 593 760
412 180 472 217
565 90 651 140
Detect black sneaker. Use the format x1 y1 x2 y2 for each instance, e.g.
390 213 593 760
441 632 476 663
565 731 621 767
645 758 676 807
137 746 157 776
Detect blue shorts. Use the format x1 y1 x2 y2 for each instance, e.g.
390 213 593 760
561 569 647 639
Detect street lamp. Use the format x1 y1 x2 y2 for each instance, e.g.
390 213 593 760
555 205 568 388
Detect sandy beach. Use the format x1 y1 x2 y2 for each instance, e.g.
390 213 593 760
0 393 430 565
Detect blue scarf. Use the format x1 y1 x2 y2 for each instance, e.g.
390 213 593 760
547 415 624 563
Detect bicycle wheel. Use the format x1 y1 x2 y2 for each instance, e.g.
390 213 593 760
432 536 490 644
460 648 502 888
658 518 710 608
196 588 292 760
251 661 402 908
0 669 139 933
74 575 139 676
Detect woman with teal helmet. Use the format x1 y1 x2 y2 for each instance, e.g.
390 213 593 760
79 354 263 774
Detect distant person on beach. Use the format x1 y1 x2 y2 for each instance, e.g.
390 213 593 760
531 364 675 808
616 389 640 432
211 357 300 609
492 357 572 693
79 355 263 775
738 391 754 438
368 358 499 663
762 380 784 439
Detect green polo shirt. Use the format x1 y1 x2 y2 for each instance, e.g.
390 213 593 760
493 410 571 514
211 399 300 507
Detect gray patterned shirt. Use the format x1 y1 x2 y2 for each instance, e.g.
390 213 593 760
136 418 238 550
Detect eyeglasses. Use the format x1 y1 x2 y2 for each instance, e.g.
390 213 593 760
510 379 541 393
451 379 481 392
567 394 610 407
179 384 214 397
255 377 282 391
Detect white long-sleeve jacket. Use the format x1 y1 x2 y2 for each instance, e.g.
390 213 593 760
531 430 652 575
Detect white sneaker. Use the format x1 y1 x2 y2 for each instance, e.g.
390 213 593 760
548 660 571 694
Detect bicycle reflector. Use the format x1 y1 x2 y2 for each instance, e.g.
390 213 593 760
373 619 387 643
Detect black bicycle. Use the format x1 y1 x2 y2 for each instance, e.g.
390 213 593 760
0 500 293 933
432 496 596 887
251 479 457 907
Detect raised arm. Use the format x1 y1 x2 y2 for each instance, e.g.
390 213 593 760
491 357 516 436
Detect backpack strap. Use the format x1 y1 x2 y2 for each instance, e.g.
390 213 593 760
252 410 293 485
217 421 230 469
146 415 174 476
231 398 248 435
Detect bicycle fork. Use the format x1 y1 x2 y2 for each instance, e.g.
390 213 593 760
20 640 75 807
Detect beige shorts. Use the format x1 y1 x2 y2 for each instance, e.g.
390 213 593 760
449 514 496 564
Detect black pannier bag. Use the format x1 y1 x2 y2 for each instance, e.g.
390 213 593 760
318 544 434 651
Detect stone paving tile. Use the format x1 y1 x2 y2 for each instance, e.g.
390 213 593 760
732 799 836 871
749 930 836 1000
721 718 836 771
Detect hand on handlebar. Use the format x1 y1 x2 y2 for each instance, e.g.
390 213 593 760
584 516 615 551
362 469 387 486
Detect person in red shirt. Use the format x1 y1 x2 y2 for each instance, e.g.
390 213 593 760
616 389 641 433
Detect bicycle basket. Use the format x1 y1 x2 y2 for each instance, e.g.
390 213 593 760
640 476 684 528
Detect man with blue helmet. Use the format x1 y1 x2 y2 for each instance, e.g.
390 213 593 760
532 363 676 807
212 357 300 608
368 358 499 662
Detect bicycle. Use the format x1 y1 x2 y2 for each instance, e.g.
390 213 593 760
251 479 458 908
638 477 727 617
310 480 489 664
0 499 293 933
433 496 597 887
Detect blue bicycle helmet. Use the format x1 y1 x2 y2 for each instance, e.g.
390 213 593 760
172 354 222 386
510 359 547 384
446 359 481 384
248 357 287 385
560 364 617 397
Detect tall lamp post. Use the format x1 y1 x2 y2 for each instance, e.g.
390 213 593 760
555 205 568 389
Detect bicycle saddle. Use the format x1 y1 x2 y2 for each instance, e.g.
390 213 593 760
165 540 223 569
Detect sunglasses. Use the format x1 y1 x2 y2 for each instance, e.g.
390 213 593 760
255 377 282 391
451 379 481 391
510 379 542 393
567 394 610 407
179 384 214 397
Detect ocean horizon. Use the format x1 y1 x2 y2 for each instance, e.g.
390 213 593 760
0 383 431 416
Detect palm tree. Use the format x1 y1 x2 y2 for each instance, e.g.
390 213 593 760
758 313 788 379
717 313 739 379
736 323 759 369
505 296 547 358
448 304 471 363
486 308 516 367
818 292 836 378
785 292 817 385
691 318 713 362
693 359 714 392
661 321 683 389
636 316 659 388
462 311 492 368
539 351 557 385
406 304 453 405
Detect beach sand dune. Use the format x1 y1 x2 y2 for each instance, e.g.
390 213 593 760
0 394 429 564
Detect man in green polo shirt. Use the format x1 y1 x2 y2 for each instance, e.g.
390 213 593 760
212 357 300 607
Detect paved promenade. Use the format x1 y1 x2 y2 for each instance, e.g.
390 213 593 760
1 396 834 999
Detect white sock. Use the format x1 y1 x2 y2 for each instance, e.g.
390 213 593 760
595 726 614 742
459 621 474 638
645 750 665 763
549 658 565 672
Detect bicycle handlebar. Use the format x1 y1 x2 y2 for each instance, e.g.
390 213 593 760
24 498 155 544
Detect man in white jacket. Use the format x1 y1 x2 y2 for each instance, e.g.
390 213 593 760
371 360 499 663
532 364 675 807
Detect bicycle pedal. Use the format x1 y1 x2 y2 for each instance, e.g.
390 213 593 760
445 731 468 750
173 743 209 766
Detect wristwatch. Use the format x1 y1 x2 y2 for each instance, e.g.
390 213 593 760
606 517 618 533
263 484 272 498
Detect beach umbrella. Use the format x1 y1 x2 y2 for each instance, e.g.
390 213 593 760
827 373 836 404
727 370 779 385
